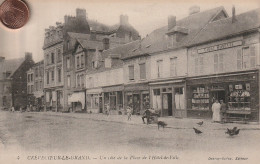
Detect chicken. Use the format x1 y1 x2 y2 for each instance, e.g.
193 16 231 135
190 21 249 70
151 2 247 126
157 121 167 130
193 127 202 134
197 121 203 126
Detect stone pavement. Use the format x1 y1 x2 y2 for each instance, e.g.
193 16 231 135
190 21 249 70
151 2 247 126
30 111 260 131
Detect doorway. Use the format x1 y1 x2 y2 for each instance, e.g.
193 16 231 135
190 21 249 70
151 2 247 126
162 93 172 116
133 94 140 115
211 90 225 102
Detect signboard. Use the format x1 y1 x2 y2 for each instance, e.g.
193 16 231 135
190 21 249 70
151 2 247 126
197 40 243 54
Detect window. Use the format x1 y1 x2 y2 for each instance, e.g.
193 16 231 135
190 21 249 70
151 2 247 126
47 71 49 84
67 75 71 88
170 57 177 76
40 81 42 90
139 63 146 79
77 75 80 87
195 55 199 74
81 54 84 67
46 54 49 65
128 65 134 80
35 68 38 77
31 74 33 82
28 74 30 82
51 53 55 64
58 68 61 82
214 54 224 73
76 56 80 68
3 96 6 106
153 89 161 109
250 46 256 68
51 70 54 81
199 55 204 74
66 57 70 69
157 60 163 78
81 74 85 87
238 47 256 70
28 86 30 94
67 40 70 49
57 49 61 62
31 85 34 93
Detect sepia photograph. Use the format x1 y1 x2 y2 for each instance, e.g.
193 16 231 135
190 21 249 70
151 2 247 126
0 0 260 163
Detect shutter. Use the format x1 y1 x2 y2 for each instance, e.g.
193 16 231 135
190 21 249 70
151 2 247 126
237 49 242 70
140 63 146 79
250 46 256 68
129 66 134 80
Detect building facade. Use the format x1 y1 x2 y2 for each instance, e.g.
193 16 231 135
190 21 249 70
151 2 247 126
27 60 44 110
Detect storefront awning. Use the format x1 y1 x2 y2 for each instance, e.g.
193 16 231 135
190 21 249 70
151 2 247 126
86 88 103 94
68 92 85 109
102 85 124 92
149 80 184 85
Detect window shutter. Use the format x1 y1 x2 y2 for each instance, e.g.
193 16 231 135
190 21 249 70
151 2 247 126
129 66 134 80
250 46 256 68
237 49 242 70
139 63 146 79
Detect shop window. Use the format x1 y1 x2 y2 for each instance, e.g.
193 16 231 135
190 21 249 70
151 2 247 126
175 87 185 110
126 93 133 108
139 63 146 79
191 86 209 110
157 60 163 78
228 83 250 110
153 89 161 109
128 65 134 80
142 93 150 110
110 92 116 110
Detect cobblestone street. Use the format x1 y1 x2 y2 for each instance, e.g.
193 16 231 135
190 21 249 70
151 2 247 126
0 110 260 163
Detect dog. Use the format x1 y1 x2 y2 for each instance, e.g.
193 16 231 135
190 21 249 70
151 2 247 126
157 121 167 130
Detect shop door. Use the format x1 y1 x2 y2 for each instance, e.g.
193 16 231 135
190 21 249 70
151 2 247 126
99 97 103 113
133 94 140 115
211 90 225 103
162 93 172 116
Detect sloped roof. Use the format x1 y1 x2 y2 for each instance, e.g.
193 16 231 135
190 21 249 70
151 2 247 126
0 58 25 79
123 6 227 59
188 8 260 46
77 39 104 50
102 40 141 59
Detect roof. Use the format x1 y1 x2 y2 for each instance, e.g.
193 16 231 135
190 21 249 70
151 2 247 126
0 58 25 79
77 39 104 50
188 8 260 46
123 6 227 59
102 40 141 59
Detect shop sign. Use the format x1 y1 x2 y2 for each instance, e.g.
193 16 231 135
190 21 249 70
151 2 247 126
197 40 242 54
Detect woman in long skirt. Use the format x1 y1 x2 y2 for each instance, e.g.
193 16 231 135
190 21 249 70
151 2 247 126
212 100 221 122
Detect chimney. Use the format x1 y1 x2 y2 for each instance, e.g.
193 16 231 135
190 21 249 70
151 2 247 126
120 15 128 25
76 8 87 20
0 56 5 62
168 15 176 31
232 6 237 23
25 52 32 60
189 6 200 15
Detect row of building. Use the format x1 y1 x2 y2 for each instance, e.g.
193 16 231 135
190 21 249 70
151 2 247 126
1 6 260 122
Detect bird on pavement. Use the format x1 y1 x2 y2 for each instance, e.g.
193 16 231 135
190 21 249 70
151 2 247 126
225 127 240 136
157 121 167 130
197 121 203 126
193 127 202 134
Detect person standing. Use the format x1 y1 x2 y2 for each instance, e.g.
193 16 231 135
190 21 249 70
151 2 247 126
126 106 132 121
11 106 15 112
212 100 221 122
220 100 227 123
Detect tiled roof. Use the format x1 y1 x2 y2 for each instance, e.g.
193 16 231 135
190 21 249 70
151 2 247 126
77 39 104 50
0 58 25 79
188 8 260 46
123 6 227 59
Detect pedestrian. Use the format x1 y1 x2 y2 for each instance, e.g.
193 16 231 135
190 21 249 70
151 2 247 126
142 106 151 124
212 99 221 122
126 106 132 121
11 106 15 112
19 106 23 113
220 100 227 123
106 103 110 116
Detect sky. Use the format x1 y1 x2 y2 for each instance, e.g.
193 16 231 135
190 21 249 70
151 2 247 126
0 0 259 62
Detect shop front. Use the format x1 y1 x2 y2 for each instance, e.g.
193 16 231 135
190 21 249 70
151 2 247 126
103 85 124 115
68 91 85 112
186 70 259 122
86 88 103 113
149 79 186 117
124 83 149 115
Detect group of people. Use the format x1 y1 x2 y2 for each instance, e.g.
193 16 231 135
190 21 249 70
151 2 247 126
212 99 227 123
